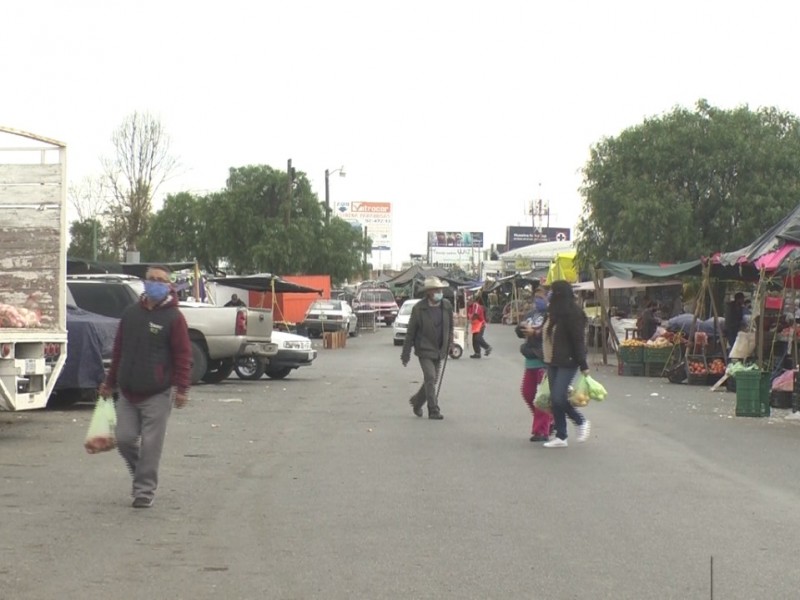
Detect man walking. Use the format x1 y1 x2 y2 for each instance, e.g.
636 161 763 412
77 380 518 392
99 265 191 508
401 276 454 420
468 296 492 358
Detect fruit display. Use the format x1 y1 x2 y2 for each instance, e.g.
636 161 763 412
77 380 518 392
708 358 726 376
688 358 708 376
620 338 647 347
645 337 671 348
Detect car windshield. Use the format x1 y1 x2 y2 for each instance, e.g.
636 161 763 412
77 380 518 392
359 290 394 303
399 301 418 315
310 300 342 311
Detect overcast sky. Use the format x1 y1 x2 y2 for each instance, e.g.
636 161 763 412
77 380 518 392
3 0 799 268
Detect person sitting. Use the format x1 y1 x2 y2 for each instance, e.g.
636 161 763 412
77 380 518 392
224 293 246 307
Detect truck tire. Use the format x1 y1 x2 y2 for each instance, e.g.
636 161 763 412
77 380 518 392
264 367 293 380
190 341 208 385
201 358 235 383
234 356 266 380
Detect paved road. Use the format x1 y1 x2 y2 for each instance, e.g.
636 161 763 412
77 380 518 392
3 323 800 599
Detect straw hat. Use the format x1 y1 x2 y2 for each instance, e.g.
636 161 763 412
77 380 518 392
422 276 447 291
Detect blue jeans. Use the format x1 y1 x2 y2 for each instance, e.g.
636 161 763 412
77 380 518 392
547 365 585 440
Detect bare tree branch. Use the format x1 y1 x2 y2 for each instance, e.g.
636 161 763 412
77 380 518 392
101 111 179 251
68 175 110 221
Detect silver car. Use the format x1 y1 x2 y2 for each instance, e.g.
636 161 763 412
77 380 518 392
301 299 358 338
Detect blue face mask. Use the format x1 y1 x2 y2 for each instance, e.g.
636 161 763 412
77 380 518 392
432 292 443 303
144 281 170 302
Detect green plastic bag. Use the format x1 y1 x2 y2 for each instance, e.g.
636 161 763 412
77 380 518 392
570 374 591 407
584 375 607 401
534 376 551 411
84 397 117 454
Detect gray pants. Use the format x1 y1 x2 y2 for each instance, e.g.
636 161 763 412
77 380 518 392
411 356 442 414
115 388 173 500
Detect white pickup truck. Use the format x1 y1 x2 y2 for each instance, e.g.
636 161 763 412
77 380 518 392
66 275 277 385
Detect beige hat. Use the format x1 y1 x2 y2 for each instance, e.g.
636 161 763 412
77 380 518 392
422 276 447 291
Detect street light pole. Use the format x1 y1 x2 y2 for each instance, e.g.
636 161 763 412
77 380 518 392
323 166 345 224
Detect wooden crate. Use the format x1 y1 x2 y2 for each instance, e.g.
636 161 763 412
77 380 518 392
323 330 347 349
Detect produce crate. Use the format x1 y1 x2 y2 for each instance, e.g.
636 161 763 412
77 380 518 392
644 346 673 364
645 361 668 377
621 362 644 377
770 390 793 409
735 370 770 417
686 355 709 386
323 330 347 349
619 346 644 364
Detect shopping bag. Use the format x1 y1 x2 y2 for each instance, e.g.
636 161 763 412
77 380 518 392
584 375 608 401
534 376 551 411
569 374 591 407
84 397 117 454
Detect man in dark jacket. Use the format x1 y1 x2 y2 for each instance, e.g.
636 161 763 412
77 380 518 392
99 265 191 508
401 276 454 420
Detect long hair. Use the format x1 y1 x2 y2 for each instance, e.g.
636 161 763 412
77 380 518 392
546 280 583 335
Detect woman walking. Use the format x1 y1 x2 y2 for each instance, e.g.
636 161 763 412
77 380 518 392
541 280 591 448
516 287 552 441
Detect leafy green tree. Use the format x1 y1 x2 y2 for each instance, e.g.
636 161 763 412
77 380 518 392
139 192 211 265
141 164 366 282
67 218 115 262
576 99 800 266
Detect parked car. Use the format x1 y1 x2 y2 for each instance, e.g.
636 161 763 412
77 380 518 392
352 287 399 326
301 299 358 338
233 330 317 380
47 287 119 407
392 298 421 346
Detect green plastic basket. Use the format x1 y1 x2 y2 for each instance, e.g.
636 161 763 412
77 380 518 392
644 346 673 363
619 346 644 364
735 370 770 417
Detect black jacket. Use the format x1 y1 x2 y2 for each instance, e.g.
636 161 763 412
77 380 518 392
543 313 589 371
401 298 454 361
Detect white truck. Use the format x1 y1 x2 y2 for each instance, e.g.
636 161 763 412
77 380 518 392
0 127 68 410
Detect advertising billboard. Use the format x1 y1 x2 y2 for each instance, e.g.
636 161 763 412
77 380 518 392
336 201 392 250
427 231 484 248
505 226 570 250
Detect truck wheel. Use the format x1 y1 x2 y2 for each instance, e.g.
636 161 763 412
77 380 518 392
201 358 235 383
190 341 208 385
265 367 293 380
234 356 266 380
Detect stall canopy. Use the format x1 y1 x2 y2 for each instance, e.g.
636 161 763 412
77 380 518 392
717 204 800 267
599 259 759 282
207 274 322 294
572 276 682 291
545 250 578 284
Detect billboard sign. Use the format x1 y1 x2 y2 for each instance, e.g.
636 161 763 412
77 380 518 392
336 201 392 250
505 226 570 250
427 231 484 248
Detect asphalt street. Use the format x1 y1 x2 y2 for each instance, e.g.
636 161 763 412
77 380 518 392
3 323 800 600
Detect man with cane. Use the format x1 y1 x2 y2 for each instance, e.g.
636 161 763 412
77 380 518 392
401 276 454 420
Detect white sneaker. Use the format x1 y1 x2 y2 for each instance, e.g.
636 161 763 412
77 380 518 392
543 437 568 448
577 420 591 443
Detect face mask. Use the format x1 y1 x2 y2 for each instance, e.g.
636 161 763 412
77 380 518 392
432 292 443 303
144 281 170 302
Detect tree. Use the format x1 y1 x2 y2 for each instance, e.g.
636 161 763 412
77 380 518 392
68 175 109 222
575 100 800 266
139 192 211 265
141 164 366 282
102 111 178 253
67 218 116 262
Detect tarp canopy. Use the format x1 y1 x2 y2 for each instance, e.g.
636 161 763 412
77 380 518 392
385 264 449 286
208 274 322 294
718 203 800 265
572 276 682 291
67 259 197 277
598 259 759 281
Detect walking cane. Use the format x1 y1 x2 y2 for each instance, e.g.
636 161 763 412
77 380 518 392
435 351 449 402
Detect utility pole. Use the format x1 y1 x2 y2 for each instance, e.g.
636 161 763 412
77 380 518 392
285 158 293 227
324 169 330 224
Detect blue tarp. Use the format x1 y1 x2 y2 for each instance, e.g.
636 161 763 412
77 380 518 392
55 307 118 390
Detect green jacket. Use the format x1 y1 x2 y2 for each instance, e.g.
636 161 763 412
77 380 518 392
401 298 454 361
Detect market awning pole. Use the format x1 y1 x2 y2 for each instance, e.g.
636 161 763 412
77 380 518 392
707 270 726 362
757 266 766 369
594 267 608 365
